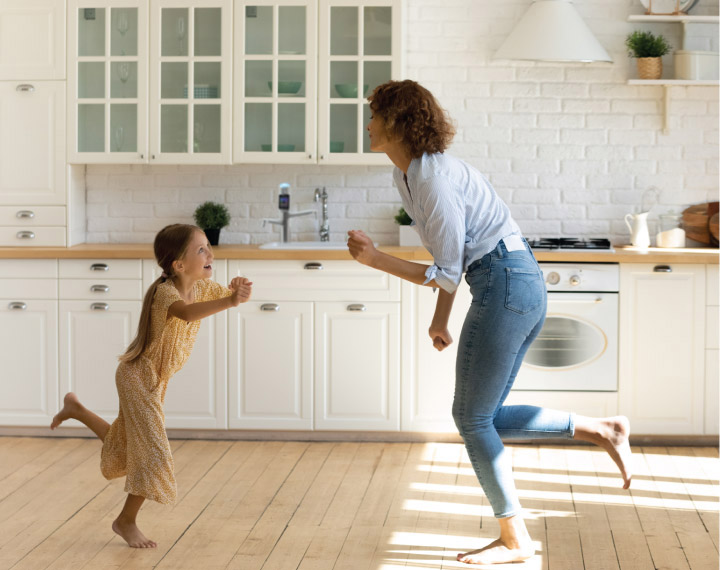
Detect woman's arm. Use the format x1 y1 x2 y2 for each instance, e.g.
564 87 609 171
347 230 440 288
429 288 456 351
168 277 252 321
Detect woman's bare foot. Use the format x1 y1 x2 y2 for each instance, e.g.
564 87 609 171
112 518 157 548
50 392 82 429
457 538 535 565
575 415 633 489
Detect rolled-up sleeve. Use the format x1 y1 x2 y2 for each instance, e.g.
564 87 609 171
418 176 465 294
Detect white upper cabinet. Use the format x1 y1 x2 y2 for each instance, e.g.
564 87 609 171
234 0 317 164
68 0 232 164
0 0 66 80
317 0 399 165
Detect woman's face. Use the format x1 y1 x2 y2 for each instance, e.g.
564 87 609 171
366 112 392 152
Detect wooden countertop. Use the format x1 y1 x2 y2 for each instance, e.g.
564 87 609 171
0 244 717 263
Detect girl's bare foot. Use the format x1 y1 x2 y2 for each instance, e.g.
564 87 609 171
457 538 535 565
112 518 157 548
50 392 82 429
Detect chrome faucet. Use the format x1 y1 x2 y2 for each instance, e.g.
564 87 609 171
262 183 316 242
314 187 329 242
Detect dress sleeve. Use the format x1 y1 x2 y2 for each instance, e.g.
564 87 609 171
197 278 232 302
153 282 184 318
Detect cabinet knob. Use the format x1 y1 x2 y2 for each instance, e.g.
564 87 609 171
16 210 35 219
90 284 110 293
347 304 366 312
91 302 109 311
16 84 35 92
16 231 35 239
8 302 27 310
303 262 323 270
90 263 109 271
140 153 144 159
260 303 279 311
653 265 672 273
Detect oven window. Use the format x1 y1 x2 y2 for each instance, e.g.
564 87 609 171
524 316 607 369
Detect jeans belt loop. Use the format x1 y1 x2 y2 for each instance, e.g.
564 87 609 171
496 239 504 258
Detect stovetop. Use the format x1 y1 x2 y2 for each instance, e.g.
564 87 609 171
527 237 613 251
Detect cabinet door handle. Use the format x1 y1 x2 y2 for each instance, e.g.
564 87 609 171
261 303 279 311
91 284 110 293
304 262 323 270
653 265 672 273
90 263 109 271
8 302 27 310
16 84 35 92
16 231 34 239
16 210 35 219
347 304 366 312
91 302 109 311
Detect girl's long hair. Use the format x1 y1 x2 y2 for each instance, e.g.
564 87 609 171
119 224 200 363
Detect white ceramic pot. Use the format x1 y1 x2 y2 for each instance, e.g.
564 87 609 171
674 50 719 80
398 225 423 246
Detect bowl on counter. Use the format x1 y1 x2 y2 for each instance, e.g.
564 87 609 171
267 81 302 95
334 83 368 98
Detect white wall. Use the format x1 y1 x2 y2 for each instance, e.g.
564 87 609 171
85 0 719 245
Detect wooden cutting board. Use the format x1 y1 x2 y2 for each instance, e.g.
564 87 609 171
683 202 719 245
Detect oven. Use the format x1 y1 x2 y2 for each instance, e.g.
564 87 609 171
513 262 619 391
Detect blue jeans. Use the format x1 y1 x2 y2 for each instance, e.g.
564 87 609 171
452 238 575 518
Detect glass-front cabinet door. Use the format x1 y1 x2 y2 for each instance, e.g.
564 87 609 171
318 0 399 165
234 1 317 164
68 1 148 163
151 0 232 164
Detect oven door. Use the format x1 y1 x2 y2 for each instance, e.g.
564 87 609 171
513 292 618 391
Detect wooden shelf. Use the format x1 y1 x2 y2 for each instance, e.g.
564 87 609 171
628 14 720 23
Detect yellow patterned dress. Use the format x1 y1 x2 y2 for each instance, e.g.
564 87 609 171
100 278 230 504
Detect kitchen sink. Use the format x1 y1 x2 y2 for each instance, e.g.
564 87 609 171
259 241 349 250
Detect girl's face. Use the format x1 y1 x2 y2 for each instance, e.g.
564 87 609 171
175 230 214 280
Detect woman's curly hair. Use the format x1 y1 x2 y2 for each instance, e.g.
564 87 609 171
368 80 455 158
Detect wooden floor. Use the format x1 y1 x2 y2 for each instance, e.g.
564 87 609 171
0 438 717 570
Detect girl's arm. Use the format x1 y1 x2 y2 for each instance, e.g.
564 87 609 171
347 230 441 288
168 277 252 322
429 288 456 351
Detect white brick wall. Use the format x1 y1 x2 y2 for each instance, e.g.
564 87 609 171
86 0 719 246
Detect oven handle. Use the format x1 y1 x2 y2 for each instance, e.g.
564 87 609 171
548 297 604 303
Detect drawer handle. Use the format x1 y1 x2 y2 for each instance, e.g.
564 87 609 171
654 265 672 273
8 302 27 310
347 304 366 312
16 84 35 92
91 284 110 293
90 263 109 271
261 303 279 312
91 302 109 311
16 231 35 239
16 210 35 219
304 262 323 270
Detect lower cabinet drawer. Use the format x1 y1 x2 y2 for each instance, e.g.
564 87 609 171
60 279 143 300
0 226 66 246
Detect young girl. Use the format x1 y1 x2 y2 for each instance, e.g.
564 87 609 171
51 223 252 548
348 80 632 565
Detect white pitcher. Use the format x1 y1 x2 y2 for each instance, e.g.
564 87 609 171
624 211 651 249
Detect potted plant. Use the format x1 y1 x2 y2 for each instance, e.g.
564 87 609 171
395 207 423 246
193 201 230 245
626 30 672 80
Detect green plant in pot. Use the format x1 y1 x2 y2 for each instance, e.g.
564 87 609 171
395 207 423 246
193 201 230 245
626 30 671 80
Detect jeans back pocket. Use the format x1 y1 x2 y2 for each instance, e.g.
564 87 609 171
504 267 544 314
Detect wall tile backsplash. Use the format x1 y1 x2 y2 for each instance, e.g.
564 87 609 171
86 0 719 246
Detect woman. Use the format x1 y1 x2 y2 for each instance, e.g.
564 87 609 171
347 80 632 565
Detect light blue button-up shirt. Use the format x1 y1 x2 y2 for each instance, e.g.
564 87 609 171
394 153 522 294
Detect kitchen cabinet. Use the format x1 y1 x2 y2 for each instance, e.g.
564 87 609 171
229 259 400 430
705 264 718 435
619 263 706 435
0 0 66 80
58 259 142 424
0 260 58 426
68 0 232 164
143 260 229 429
